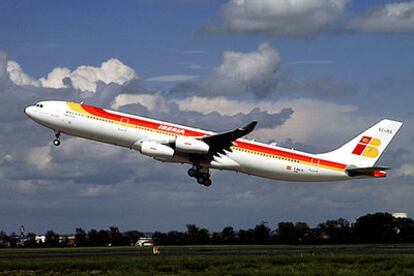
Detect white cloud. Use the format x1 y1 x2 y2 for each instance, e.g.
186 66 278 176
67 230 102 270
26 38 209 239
186 42 282 97
146 74 199 82
346 2 414 33
3 154 13 162
6 61 40 87
69 59 137 92
7 58 137 92
215 42 281 87
397 163 414 177
220 0 349 36
39 67 71 89
112 93 169 112
25 146 53 170
175 96 257 115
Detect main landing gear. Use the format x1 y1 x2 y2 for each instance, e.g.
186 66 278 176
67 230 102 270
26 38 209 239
188 165 212 187
53 131 61 146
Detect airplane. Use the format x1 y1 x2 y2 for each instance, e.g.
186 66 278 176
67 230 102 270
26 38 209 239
24 100 403 187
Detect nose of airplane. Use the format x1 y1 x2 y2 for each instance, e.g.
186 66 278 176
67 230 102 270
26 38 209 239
24 105 34 118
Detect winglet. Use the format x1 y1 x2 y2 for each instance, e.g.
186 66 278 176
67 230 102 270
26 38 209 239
239 121 258 135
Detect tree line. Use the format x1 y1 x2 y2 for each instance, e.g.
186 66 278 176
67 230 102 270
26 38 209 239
153 213 414 245
1 212 414 248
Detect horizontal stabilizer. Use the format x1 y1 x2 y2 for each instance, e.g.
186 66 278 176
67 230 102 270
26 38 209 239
346 166 390 177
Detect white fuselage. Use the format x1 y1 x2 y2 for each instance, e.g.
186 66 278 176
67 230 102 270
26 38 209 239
25 100 351 182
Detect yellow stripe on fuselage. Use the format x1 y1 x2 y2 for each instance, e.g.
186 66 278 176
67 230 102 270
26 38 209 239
66 102 90 116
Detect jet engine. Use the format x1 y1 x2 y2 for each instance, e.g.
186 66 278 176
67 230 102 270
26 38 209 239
141 141 174 159
175 136 210 154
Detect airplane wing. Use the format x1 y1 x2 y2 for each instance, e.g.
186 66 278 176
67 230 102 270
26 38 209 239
201 121 257 155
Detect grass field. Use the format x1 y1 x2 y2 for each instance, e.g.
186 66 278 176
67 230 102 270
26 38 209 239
1 244 414 275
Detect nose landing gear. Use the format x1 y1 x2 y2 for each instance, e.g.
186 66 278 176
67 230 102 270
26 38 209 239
53 131 61 146
188 165 212 187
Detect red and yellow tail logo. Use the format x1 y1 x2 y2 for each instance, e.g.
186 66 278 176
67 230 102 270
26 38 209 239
352 136 381 158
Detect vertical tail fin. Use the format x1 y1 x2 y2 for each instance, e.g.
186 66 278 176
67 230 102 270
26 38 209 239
317 119 403 168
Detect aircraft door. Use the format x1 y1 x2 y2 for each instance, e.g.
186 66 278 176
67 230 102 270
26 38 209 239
118 117 129 132
309 158 319 173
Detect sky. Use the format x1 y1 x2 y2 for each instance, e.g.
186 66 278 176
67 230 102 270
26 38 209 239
0 0 414 234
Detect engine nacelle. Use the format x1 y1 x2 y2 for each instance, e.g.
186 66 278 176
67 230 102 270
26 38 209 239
141 141 174 159
175 136 210 154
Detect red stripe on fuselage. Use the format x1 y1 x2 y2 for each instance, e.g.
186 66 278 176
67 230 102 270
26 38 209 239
80 103 347 170
81 104 205 137
82 105 119 121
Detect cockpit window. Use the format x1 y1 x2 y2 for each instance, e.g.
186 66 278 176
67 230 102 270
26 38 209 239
35 104 43 108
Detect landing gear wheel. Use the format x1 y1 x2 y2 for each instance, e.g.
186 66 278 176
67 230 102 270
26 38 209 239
204 179 212 187
196 174 212 186
53 139 60 146
53 131 61 146
189 165 212 187
197 176 206 185
188 168 197 177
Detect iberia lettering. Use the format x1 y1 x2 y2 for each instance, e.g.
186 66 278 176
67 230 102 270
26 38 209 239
158 125 185 134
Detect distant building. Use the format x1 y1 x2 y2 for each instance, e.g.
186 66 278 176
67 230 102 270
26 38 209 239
35 235 46 244
135 237 154 246
60 235 76 247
